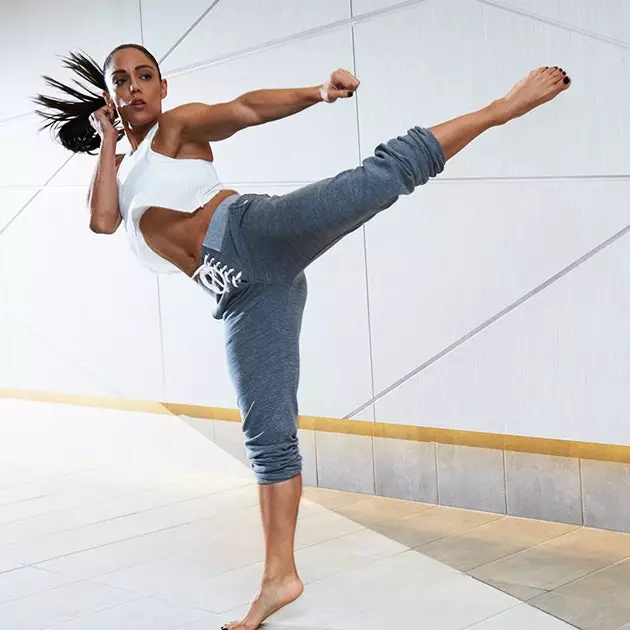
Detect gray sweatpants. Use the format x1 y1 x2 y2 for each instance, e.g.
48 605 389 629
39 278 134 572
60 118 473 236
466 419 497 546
198 127 445 484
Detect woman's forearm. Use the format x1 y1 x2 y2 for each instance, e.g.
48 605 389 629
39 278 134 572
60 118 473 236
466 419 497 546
88 135 122 234
237 86 324 125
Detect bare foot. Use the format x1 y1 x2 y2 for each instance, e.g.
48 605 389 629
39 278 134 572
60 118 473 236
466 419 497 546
221 573 304 630
494 66 572 124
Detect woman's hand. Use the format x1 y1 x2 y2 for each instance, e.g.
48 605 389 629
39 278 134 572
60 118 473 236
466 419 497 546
89 103 119 142
320 69 361 103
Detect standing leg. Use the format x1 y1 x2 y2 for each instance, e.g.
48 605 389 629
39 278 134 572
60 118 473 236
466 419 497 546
220 276 307 630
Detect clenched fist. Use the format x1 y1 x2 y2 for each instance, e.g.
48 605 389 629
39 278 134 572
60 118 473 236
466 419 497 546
89 103 119 141
320 68 361 103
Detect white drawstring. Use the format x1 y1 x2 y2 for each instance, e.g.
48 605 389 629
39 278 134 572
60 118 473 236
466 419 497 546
192 254 243 295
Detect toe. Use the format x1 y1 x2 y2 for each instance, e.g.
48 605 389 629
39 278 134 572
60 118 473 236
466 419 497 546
542 66 561 79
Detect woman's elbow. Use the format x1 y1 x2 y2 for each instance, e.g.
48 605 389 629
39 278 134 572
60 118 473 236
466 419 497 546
90 215 120 234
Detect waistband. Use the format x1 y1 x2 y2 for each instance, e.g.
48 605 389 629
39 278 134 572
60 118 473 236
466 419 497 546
201 193 241 253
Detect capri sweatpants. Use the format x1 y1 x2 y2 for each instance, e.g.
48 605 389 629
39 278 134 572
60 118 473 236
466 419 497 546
197 127 445 484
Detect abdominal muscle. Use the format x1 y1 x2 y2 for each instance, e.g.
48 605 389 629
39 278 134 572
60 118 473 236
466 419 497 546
138 188 238 277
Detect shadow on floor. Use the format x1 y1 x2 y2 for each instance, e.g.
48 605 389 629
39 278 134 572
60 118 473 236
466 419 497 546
302 486 630 630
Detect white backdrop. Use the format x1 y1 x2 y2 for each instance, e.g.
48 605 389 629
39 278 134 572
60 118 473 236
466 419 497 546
1 0 629 446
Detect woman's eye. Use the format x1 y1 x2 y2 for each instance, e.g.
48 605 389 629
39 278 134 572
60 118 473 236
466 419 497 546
114 79 126 87
141 74 152 80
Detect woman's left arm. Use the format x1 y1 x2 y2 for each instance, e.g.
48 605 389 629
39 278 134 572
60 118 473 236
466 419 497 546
167 69 360 143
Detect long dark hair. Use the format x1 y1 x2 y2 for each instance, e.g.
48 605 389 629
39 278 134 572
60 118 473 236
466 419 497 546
33 44 161 154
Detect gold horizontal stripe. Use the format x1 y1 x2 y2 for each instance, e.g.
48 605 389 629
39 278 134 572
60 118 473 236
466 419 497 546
0 389 170 415
2 389 629 464
162 402 241 422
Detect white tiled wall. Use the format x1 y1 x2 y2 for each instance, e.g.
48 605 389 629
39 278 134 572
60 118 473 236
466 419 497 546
366 180 630 396
161 0 351 73
141 0 218 61
0 187 164 400
376 233 630 445
159 272 236 408
0 119 70 187
352 0 415 16
0 0 141 121
0 190 35 233
2 310 116 397
490 0 630 44
0 308 13 389
1 0 629 448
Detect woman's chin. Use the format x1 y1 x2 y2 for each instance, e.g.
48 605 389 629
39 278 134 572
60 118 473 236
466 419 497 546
122 108 158 127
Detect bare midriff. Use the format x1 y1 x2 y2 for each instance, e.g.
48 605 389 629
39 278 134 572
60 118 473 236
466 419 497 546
139 188 238 277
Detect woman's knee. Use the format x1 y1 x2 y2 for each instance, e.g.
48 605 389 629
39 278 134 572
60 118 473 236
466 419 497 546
364 127 446 197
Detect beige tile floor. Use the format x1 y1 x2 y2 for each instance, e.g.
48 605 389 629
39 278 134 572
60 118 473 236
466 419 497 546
1 399 628 629
304 490 630 630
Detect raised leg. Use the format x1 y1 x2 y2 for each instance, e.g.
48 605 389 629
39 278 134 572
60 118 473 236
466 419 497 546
235 66 571 284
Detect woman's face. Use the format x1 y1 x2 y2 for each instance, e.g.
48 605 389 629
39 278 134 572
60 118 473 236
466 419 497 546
104 47 167 127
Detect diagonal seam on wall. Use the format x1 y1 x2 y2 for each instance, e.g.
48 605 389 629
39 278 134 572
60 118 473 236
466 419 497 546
0 300 124 398
0 155 75 240
164 0 431 79
346 221 630 419
474 0 630 51
158 0 223 65
0 112 35 129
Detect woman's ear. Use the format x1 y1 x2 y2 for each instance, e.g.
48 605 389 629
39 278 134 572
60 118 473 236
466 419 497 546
161 79 168 100
103 91 114 109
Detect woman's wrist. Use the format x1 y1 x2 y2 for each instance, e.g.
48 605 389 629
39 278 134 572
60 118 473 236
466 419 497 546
99 132 118 154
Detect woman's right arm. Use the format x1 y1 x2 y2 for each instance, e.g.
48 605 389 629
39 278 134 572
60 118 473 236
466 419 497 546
88 106 122 234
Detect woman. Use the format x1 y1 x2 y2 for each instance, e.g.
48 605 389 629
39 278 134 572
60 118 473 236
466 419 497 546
35 43 571 630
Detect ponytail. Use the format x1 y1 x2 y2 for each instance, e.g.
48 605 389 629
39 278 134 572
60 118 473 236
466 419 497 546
33 51 123 154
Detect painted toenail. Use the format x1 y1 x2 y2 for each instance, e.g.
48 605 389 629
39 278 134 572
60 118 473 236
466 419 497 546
563 77 570 84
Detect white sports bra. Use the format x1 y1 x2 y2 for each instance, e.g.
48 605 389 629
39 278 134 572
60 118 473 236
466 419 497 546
116 122 224 273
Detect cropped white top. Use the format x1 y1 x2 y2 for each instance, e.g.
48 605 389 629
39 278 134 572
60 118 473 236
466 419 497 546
116 122 224 273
